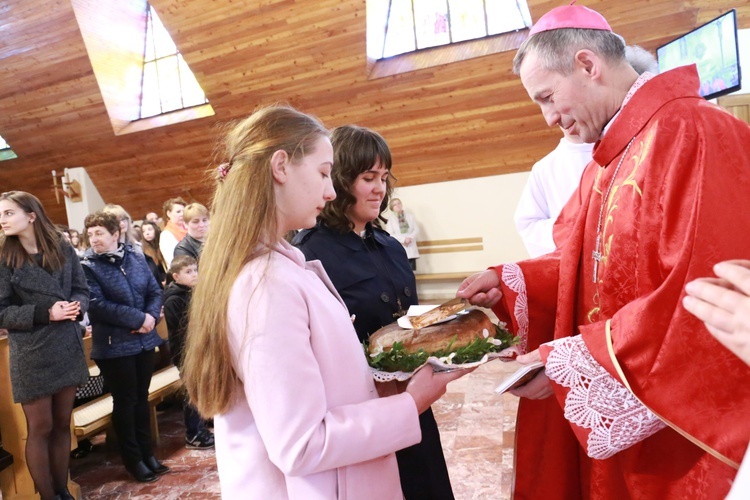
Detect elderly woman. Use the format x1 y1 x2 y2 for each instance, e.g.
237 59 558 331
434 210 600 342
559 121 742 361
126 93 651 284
293 125 454 500
81 211 166 483
0 191 89 500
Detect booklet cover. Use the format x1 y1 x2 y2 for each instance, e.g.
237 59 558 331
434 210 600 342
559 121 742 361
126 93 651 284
494 361 545 394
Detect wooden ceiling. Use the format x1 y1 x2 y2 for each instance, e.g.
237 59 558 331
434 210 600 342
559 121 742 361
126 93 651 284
1 0 748 224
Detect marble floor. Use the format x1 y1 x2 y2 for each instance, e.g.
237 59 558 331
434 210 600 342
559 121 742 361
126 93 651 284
69 360 519 499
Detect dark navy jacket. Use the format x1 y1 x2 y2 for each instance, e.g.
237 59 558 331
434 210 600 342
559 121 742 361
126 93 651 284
81 246 163 359
293 222 418 342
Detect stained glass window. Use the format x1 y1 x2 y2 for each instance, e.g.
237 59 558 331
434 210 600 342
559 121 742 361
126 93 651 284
413 0 450 49
372 0 531 59
140 5 208 119
0 134 17 161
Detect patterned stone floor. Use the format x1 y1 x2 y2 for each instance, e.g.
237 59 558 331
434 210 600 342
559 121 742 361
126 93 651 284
69 359 519 499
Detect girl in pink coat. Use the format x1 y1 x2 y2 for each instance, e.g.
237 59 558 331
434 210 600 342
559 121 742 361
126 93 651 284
182 105 469 499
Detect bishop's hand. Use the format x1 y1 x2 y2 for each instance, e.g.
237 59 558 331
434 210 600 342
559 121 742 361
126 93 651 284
456 269 502 308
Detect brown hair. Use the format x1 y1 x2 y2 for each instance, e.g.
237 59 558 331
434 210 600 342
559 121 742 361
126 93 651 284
319 125 394 233
0 191 67 271
168 255 197 276
140 221 166 269
83 211 120 236
68 228 83 249
183 104 328 417
163 197 187 220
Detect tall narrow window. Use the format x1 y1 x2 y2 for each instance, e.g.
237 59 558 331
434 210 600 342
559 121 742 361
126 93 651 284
140 5 208 119
0 134 17 161
373 0 531 60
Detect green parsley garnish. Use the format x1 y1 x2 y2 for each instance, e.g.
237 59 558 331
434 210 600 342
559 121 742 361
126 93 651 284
365 324 518 372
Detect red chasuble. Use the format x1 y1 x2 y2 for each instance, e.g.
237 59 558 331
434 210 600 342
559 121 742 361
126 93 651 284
493 65 750 499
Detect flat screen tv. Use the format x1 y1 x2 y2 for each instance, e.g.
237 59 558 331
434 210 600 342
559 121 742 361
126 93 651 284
657 9 741 100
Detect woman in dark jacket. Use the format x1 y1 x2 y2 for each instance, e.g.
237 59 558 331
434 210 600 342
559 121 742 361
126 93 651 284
0 191 89 500
173 202 209 262
81 211 167 483
293 125 454 500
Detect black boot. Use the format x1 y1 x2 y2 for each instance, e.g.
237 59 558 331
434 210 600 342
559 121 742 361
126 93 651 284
56 488 75 500
125 461 158 483
144 455 170 475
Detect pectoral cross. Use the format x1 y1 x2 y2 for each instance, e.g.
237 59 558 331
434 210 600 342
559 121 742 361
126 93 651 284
592 234 602 283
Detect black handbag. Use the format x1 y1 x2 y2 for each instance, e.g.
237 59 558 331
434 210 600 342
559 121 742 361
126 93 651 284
75 374 105 400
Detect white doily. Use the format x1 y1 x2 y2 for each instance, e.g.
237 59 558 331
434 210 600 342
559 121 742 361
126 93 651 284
544 336 666 459
371 346 520 382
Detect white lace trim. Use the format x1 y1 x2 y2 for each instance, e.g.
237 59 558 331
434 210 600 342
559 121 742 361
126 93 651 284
501 263 528 353
545 336 666 459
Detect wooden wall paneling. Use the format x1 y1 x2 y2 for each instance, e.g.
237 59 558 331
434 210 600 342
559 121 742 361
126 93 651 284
718 94 750 125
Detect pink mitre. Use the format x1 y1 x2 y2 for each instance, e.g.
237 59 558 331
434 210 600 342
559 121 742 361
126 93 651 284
529 0 612 36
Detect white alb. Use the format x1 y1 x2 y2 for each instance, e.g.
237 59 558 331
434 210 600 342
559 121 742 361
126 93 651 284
514 138 594 257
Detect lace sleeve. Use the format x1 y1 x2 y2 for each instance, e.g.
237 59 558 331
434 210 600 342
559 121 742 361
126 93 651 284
501 263 528 352
544 335 666 459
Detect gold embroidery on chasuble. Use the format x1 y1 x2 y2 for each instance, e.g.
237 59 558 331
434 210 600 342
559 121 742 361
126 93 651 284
586 127 655 323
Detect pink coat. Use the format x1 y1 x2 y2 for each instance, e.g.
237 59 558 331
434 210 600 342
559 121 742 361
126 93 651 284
215 240 421 499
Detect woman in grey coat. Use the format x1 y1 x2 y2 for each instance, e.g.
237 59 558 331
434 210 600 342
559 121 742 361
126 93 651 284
0 191 89 500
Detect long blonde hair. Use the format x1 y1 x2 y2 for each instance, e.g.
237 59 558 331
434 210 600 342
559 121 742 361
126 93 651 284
183 105 328 417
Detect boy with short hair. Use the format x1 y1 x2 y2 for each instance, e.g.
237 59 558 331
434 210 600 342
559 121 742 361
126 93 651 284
163 255 214 449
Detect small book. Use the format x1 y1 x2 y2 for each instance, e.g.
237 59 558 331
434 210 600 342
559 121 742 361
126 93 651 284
494 361 545 394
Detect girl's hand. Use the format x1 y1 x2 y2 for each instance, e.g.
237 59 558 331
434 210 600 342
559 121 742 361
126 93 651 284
49 301 79 322
405 365 475 414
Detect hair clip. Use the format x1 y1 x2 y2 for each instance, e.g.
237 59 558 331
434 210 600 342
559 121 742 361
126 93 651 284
218 162 231 180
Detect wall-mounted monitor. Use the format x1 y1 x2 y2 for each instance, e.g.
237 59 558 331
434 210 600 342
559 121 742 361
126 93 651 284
657 9 741 100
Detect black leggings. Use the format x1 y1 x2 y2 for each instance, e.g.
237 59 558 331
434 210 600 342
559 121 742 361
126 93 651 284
95 349 155 467
21 385 78 500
